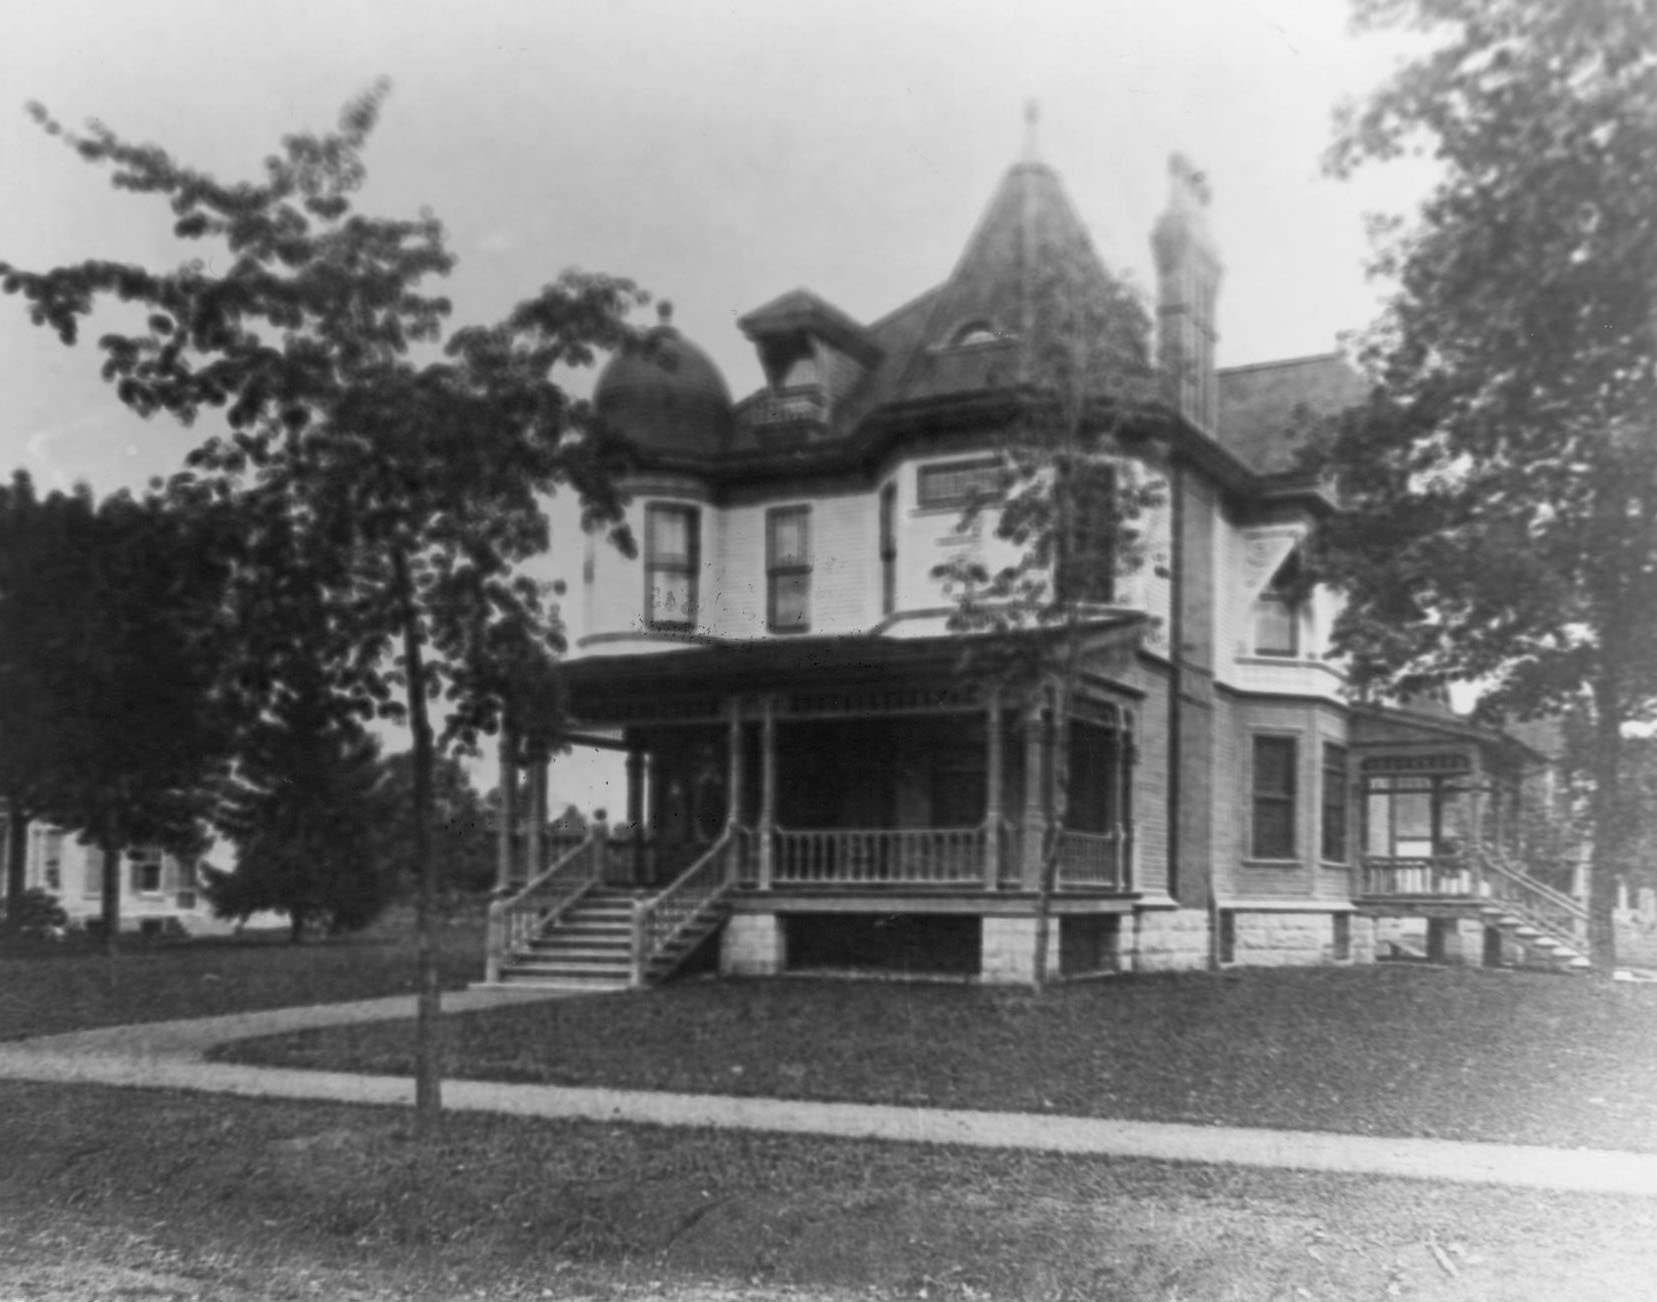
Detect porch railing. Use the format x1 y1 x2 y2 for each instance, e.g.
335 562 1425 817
1478 846 1589 951
632 826 750 983
772 825 988 885
1053 827 1128 892
487 829 605 983
1360 856 1477 898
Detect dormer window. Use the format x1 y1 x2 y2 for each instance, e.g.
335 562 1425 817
951 320 1005 347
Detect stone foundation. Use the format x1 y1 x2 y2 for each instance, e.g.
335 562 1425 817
979 916 1063 985
1229 911 1361 967
1130 908 1211 972
720 913 786 976
1349 915 1377 965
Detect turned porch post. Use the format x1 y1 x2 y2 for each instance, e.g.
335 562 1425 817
758 696 777 889
626 745 647 886
726 700 746 883
526 754 548 879
1118 716 1136 892
1021 695 1049 891
495 725 518 892
984 687 1003 890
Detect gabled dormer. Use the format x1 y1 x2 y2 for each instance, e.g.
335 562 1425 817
735 289 882 444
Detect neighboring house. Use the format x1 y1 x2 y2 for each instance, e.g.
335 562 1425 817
486 139 1585 986
3 817 209 935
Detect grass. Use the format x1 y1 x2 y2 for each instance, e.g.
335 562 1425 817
4 1081 1657 1301
0 904 485 1040
221 964 1657 1153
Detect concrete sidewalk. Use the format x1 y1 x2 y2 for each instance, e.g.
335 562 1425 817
4 989 1657 1199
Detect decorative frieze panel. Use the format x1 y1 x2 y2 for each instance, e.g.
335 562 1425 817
784 681 983 718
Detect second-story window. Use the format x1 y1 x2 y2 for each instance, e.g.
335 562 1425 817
879 484 897 616
916 457 1002 510
645 504 699 630
767 506 811 632
1056 464 1117 605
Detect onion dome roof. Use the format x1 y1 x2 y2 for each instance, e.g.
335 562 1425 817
594 303 733 459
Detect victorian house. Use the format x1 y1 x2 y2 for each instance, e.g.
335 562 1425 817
484 137 1586 987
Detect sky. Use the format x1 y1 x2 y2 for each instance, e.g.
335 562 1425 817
0 0 1432 808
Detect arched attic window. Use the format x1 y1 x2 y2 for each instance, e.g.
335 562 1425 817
950 319 1006 347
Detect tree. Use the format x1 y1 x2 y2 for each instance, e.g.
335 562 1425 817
933 169 1161 987
368 749 497 898
1316 0 1657 970
0 479 233 950
1 84 641 1127
210 664 395 942
0 472 76 939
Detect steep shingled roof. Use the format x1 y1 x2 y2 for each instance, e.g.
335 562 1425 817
828 161 1117 432
1215 353 1368 476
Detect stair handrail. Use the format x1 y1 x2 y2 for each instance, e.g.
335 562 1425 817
1476 845 1589 950
486 822 606 983
631 826 742 986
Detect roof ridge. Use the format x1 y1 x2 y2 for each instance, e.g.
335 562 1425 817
1218 351 1349 376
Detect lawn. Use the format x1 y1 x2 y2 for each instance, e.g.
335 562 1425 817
0 905 485 1040
4 1081 1657 1301
220 964 1657 1153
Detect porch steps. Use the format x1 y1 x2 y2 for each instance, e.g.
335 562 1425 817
1477 904 1593 973
497 889 637 990
496 887 731 988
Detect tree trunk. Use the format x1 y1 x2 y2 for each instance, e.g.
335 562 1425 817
1587 673 1624 974
2 798 28 940
99 829 120 957
394 546 443 1133
289 910 306 944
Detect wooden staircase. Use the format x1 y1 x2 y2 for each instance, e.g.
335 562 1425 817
1478 902 1592 973
497 888 638 989
488 827 747 990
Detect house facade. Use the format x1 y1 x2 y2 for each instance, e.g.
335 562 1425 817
2 818 208 935
486 141 1583 986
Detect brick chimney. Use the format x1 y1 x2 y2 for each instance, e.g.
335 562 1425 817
1151 153 1223 432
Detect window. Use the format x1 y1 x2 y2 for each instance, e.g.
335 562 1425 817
1252 592 1300 656
879 484 897 616
129 848 163 895
916 458 1002 510
644 504 699 629
1056 464 1117 605
1364 773 1471 860
1321 743 1348 862
1251 736 1298 860
950 320 1003 347
767 506 811 632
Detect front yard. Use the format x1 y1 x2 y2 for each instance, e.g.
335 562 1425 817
4 1082 1657 1302
0 906 485 1039
220 964 1657 1153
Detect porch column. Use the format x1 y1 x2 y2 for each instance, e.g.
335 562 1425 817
1021 697 1048 891
1116 718 1134 892
526 754 548 880
626 746 647 886
984 688 1003 890
726 700 746 884
758 696 777 890
726 700 745 829
495 726 518 892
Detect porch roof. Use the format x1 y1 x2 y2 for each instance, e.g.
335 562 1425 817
560 615 1148 723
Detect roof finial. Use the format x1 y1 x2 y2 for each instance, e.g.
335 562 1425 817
1021 100 1041 164
657 300 674 325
